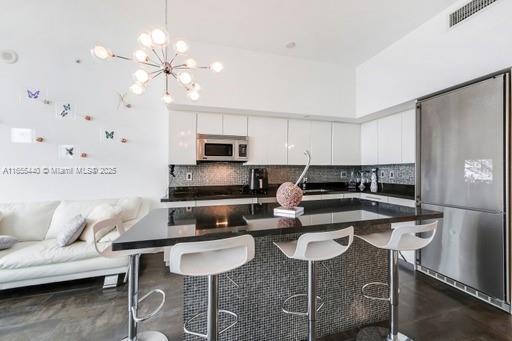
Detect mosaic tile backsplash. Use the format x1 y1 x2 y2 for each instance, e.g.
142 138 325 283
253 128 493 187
169 163 415 187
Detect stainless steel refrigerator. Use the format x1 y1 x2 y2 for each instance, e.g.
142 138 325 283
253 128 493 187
417 71 510 308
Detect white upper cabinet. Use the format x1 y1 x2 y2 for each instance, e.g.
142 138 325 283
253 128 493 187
197 113 223 135
247 116 288 164
223 114 247 136
361 121 379 165
401 109 416 163
377 114 402 164
310 121 332 165
169 111 197 165
287 120 311 165
332 123 360 165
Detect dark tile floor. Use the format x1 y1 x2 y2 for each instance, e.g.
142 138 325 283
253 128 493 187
0 254 511 341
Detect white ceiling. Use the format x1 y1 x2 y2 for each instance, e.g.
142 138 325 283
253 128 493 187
166 0 460 66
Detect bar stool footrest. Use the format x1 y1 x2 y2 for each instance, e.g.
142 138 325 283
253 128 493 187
131 289 166 323
361 282 391 302
282 293 324 316
184 309 238 339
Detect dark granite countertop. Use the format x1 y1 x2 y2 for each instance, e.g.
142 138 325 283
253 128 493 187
113 198 441 251
161 182 415 202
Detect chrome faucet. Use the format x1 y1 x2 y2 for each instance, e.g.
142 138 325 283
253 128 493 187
301 177 308 190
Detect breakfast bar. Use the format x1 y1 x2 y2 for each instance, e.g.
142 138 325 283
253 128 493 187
113 199 442 340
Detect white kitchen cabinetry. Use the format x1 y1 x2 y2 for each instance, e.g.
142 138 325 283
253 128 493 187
197 113 223 135
223 114 247 136
401 110 416 163
247 116 288 165
287 120 311 165
332 123 361 165
169 111 197 165
361 121 379 165
288 120 332 165
377 114 402 165
310 121 332 165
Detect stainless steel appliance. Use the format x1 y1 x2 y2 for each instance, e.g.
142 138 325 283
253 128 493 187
196 134 248 162
417 71 510 310
249 168 268 192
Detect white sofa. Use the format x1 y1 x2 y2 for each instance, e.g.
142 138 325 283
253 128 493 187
0 197 150 290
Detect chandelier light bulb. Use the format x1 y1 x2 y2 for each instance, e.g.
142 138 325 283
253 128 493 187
174 40 189 54
150 28 168 46
133 69 149 83
138 33 153 48
185 58 197 68
178 71 193 85
162 92 174 104
91 45 112 60
210 61 224 73
133 49 148 62
130 82 145 95
188 90 200 101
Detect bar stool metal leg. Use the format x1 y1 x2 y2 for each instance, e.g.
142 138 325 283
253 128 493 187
207 274 219 341
386 250 411 341
124 254 168 341
308 261 317 341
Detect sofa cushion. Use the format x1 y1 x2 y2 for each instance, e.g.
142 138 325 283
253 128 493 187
0 201 59 241
79 204 122 243
46 199 117 239
0 239 99 269
56 215 86 247
117 197 142 222
0 235 17 250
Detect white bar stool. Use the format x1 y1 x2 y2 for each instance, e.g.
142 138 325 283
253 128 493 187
169 234 255 341
273 226 354 341
93 218 168 341
356 221 438 341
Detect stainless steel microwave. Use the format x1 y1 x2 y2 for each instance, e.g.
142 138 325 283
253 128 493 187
196 134 248 162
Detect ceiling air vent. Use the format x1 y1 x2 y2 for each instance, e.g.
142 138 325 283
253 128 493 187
449 0 497 27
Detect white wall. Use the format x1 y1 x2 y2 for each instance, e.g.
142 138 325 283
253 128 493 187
172 42 355 118
356 0 512 117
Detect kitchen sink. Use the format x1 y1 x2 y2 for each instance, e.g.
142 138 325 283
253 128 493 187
302 189 329 193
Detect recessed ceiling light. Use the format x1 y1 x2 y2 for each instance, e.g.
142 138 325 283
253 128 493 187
285 41 296 49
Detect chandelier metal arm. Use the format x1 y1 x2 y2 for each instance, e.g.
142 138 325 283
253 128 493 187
169 52 178 64
151 48 164 64
112 53 161 68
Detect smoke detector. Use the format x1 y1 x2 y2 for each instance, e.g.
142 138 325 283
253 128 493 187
1 50 18 64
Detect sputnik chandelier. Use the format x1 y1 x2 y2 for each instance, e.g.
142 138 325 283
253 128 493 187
90 0 222 104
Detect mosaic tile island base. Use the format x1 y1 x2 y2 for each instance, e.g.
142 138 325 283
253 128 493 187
183 234 389 341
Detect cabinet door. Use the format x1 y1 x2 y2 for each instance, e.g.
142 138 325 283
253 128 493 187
247 116 288 164
332 123 361 165
169 111 197 165
310 121 332 165
401 109 416 164
197 113 223 135
377 114 402 164
223 115 247 136
361 121 378 165
287 120 311 165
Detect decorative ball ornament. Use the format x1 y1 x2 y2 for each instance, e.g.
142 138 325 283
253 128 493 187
80 152 88 158
276 182 303 209
276 151 311 209
120 137 128 143
84 115 93 121
35 137 44 143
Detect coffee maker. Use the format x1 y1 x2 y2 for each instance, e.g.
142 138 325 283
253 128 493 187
249 168 268 192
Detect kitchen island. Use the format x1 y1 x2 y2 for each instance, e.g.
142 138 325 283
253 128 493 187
113 199 442 340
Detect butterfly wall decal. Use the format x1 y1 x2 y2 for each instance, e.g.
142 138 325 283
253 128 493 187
27 89 40 99
65 147 74 156
105 131 114 139
60 103 71 117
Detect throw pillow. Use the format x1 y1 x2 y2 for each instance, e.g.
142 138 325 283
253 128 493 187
79 204 122 243
117 197 142 222
56 214 86 247
0 235 17 250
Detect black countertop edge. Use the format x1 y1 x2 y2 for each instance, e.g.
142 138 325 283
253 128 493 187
161 183 415 202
